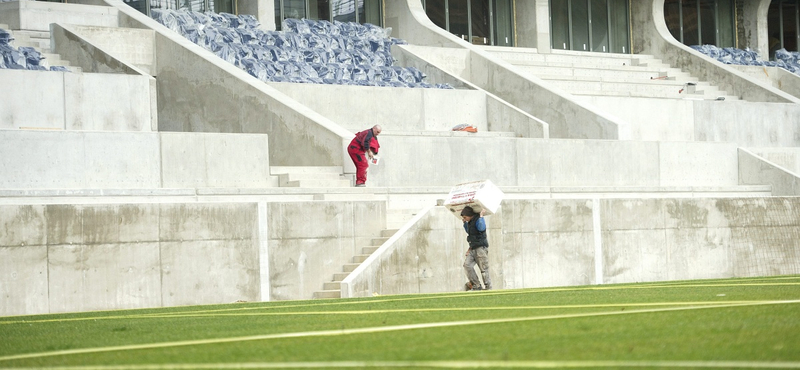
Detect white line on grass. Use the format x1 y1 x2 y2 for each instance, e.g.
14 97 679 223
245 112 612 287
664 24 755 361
1 299 798 364
3 360 800 369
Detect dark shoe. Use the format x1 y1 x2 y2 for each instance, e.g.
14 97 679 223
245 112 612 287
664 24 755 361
355 183 366 187
470 286 483 291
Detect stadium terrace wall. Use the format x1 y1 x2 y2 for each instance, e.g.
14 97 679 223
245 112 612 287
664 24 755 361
0 131 272 189
0 200 386 316
343 198 800 297
367 137 739 188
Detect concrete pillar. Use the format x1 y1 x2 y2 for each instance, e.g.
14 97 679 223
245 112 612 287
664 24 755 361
740 0 771 58
629 0 665 55
514 0 550 52
238 0 275 30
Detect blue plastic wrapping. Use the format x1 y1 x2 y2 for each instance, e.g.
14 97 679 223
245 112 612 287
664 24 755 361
150 9 454 88
0 28 12 45
691 44 800 75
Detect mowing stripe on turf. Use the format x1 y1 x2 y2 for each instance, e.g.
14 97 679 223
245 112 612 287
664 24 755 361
2 360 800 369
0 300 771 324
1 299 798 363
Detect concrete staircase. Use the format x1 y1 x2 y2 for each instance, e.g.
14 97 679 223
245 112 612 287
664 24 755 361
270 166 352 188
484 46 738 101
312 202 422 299
313 229 396 299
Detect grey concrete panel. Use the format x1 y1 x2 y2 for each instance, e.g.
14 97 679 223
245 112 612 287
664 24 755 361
268 202 357 239
160 240 260 306
658 141 739 187
665 227 733 280
0 205 46 247
160 133 272 188
486 96 548 138
0 1 21 29
602 198 667 230
238 0 276 31
602 229 670 284
415 227 464 294
501 199 593 233
548 140 660 187
713 197 800 228
519 231 595 287
422 88 487 131
369 136 519 187
64 72 154 131
0 246 49 316
48 243 161 313
693 101 800 147
268 237 353 300
159 203 259 241
728 226 800 277
0 70 65 130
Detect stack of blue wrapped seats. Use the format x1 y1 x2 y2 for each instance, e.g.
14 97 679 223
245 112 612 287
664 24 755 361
150 9 453 89
0 28 69 71
690 44 800 75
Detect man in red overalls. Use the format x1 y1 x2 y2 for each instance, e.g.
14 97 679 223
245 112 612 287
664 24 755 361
348 125 381 187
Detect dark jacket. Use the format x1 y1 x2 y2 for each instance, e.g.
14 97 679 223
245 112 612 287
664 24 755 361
463 216 488 249
349 128 380 154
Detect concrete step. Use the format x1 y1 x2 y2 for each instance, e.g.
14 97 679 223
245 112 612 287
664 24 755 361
333 272 350 281
323 281 341 290
279 172 345 186
362 246 380 254
313 290 341 299
515 64 670 80
270 166 344 175
352 254 371 263
285 179 352 188
381 130 517 138
380 229 400 237
342 263 361 273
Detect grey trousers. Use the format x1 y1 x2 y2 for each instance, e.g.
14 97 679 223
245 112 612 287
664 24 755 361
464 246 492 289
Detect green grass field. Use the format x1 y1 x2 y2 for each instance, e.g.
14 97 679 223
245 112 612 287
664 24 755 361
1 276 799 369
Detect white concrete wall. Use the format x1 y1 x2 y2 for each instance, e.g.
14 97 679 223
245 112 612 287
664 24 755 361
269 82 489 132
0 130 272 189
344 197 800 297
582 96 800 146
0 202 261 315
0 0 117 31
367 136 739 188
0 69 154 131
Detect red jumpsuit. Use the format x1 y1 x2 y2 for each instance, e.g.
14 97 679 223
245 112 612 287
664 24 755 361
348 128 380 186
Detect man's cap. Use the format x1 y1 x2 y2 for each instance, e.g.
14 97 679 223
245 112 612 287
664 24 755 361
460 206 476 217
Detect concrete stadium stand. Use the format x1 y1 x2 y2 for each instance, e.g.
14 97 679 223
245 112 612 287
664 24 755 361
342 198 800 298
